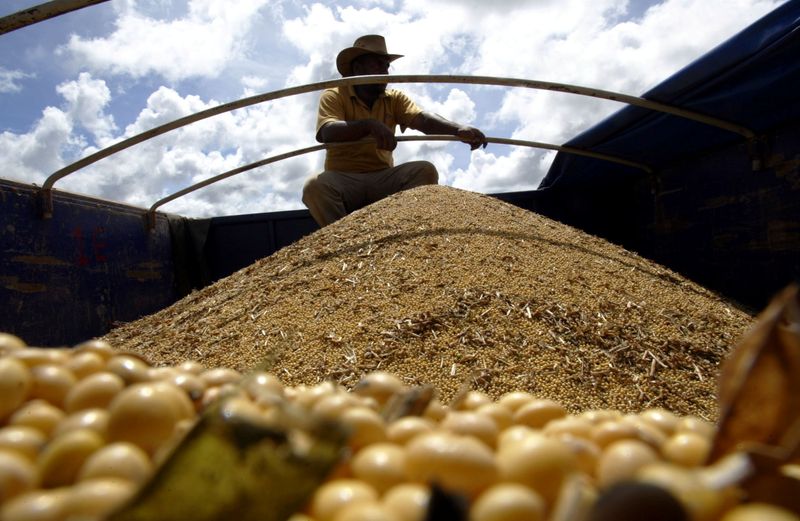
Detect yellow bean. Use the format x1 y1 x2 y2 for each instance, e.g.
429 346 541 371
0 450 37 502
440 411 498 448
456 391 492 411
177 360 206 375
0 333 26 354
496 426 542 452
106 355 151 384
52 409 109 439
591 420 640 448
340 407 387 450
639 408 680 436
310 479 379 521
199 367 242 387
107 381 194 454
351 443 406 494
332 501 400 521
676 416 715 439
422 399 447 422
62 478 137 519
170 372 207 406
0 426 46 461
579 409 622 425
11 348 68 368
471 483 545 521
37 428 104 488
147 366 181 381
353 372 406 406
78 441 153 485
28 365 76 409
496 434 578 504
73 339 115 361
720 503 800 521
386 417 435 445
200 382 241 410
661 432 710 467
242 372 284 402
313 394 360 420
64 371 125 413
0 489 68 521
513 399 567 430
475 403 514 431
65 351 105 379
405 431 497 497
619 416 667 450
497 392 534 412
543 416 594 440
596 439 659 488
382 483 430 521
0 357 32 421
558 434 601 477
10 400 65 438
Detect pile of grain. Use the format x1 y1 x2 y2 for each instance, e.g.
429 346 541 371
103 185 752 419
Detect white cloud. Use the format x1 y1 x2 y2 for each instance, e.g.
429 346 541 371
451 147 548 194
0 68 32 93
62 0 271 82
47 80 323 217
56 73 117 143
0 107 77 184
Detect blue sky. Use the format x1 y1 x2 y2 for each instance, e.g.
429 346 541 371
0 0 785 217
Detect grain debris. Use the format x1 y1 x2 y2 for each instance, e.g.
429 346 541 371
102 185 752 418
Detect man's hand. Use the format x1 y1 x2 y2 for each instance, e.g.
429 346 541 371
317 119 396 150
456 126 487 151
366 120 398 151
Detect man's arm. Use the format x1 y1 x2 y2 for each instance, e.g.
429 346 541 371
317 120 398 151
409 111 487 150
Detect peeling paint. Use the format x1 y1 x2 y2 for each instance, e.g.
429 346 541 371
1 276 47 293
126 270 162 281
11 255 70 266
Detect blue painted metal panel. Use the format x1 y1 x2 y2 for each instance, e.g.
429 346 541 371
205 209 318 281
0 180 176 346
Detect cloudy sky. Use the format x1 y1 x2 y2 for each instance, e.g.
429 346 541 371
0 0 786 218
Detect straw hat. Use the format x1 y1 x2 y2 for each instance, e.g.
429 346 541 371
336 34 403 77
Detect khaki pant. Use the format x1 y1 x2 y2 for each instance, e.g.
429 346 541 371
302 161 438 227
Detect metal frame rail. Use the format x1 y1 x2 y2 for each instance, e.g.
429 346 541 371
144 135 653 229
0 0 111 36
36 74 757 219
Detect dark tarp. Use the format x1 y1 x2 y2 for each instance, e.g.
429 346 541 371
541 0 800 189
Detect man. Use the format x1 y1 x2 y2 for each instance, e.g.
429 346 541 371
302 34 487 227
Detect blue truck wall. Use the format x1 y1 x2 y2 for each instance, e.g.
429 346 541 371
0 180 177 346
203 209 319 284
522 122 800 312
639 123 800 311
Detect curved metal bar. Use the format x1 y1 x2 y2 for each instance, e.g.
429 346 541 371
145 134 653 225
0 0 110 36
41 74 755 195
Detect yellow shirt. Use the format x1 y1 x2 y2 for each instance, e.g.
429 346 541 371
316 85 423 173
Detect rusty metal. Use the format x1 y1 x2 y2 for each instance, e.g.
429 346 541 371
0 0 110 36
40 74 755 217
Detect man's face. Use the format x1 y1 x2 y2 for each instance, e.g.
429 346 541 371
351 54 391 96
352 54 392 75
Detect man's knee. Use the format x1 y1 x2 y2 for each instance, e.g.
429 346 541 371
408 160 438 186
301 175 322 206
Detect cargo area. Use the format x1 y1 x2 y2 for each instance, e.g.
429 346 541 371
2 2 800 520
2 4 799 348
